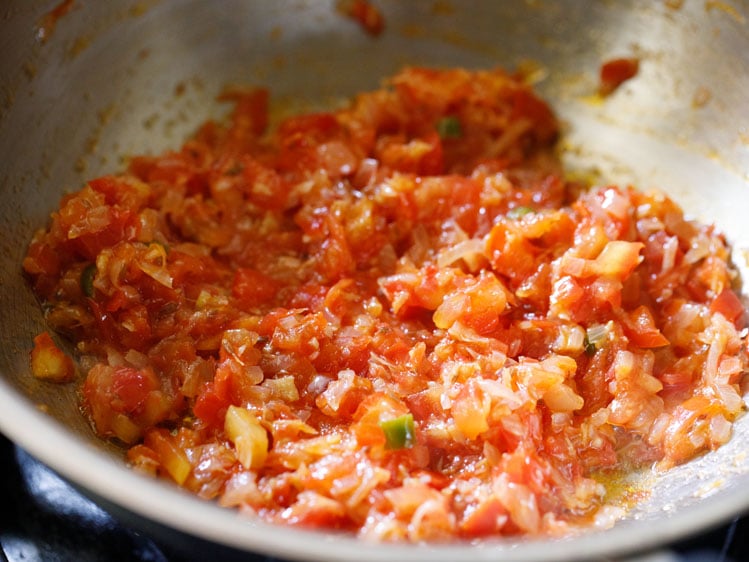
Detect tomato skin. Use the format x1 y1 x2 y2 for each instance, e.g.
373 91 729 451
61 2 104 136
88 176 150 208
619 305 669 348
74 209 137 260
232 268 278 309
339 0 385 36
710 287 745 328
240 158 290 211
193 383 230 430
448 176 482 234
599 58 639 96
379 131 445 175
82 364 178 443
433 272 508 334
487 220 549 286
52 184 146 261
95 366 156 412
511 87 558 144
169 250 226 289
23 240 62 278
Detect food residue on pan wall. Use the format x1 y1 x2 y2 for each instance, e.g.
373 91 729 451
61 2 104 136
36 0 75 43
74 102 118 173
336 0 385 36
598 57 640 97
431 0 455 16
68 34 92 58
691 86 712 109
590 468 655 512
704 0 746 24
515 59 549 86
693 478 725 499
128 1 153 18
22 62 37 81
36 0 158 62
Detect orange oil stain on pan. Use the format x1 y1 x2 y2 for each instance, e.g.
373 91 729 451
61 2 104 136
37 0 75 43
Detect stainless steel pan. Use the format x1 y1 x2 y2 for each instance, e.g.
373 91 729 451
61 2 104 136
2 1 749 560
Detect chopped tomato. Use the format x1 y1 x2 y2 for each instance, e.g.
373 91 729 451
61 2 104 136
82 364 177 443
599 57 640 96
710 287 745 328
621 305 670 348
24 65 748 541
232 268 278 309
193 383 230 429
30 332 75 383
338 0 385 36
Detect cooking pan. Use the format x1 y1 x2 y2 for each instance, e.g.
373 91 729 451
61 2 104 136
2 1 749 560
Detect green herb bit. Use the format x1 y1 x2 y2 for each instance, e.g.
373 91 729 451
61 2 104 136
81 263 96 298
584 324 608 356
507 206 534 219
225 163 244 176
436 116 462 139
380 413 416 450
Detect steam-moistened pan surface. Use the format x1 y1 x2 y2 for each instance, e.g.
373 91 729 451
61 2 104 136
2 1 749 560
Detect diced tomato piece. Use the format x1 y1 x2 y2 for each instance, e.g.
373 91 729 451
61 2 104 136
280 112 340 140
220 87 270 138
82 363 176 443
379 131 444 175
621 305 670 348
338 0 385 36
109 366 156 411
316 369 374 420
511 88 558 144
23 240 62 278
487 221 538 284
56 189 138 260
460 497 507 538
30 332 75 383
194 382 231 429
232 268 278 309
88 175 150 208
433 272 508 334
710 287 746 328
240 158 289 211
599 57 640 96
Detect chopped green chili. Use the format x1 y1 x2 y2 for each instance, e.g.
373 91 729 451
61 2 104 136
436 116 462 139
81 263 96 298
225 163 243 176
507 206 534 219
380 413 416 450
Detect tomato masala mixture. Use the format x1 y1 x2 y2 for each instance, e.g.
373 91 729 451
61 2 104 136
24 67 748 540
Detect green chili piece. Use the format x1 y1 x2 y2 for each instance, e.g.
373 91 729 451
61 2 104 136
380 413 416 450
81 263 96 298
507 206 534 219
436 116 462 139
